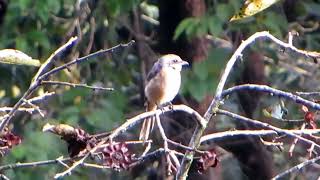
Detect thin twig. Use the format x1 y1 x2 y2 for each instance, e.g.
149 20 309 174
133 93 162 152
97 140 153 149
0 37 79 131
41 81 114 91
155 113 173 174
221 84 320 110
289 123 306 157
84 17 96 55
0 174 9 180
108 105 205 140
0 39 134 132
129 148 165 168
217 109 320 150
177 31 320 179
37 40 135 81
0 157 75 171
24 92 56 104
32 37 78 82
0 107 38 114
54 153 90 179
272 156 320 180
296 91 320 96
22 99 45 117
200 129 320 143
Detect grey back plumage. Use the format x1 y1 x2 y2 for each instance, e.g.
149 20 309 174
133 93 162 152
147 60 162 81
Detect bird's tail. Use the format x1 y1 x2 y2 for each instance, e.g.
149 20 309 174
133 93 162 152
139 102 156 141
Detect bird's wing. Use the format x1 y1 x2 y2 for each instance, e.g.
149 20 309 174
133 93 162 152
146 61 162 81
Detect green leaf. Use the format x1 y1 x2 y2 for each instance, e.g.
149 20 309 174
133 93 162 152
263 12 287 37
174 17 197 40
47 0 61 14
185 19 200 37
0 49 40 66
27 31 50 51
193 61 209 81
196 18 209 37
216 4 234 21
208 16 223 36
15 37 28 53
36 1 50 23
188 79 207 102
18 0 32 10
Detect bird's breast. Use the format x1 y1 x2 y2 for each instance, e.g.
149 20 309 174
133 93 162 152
145 67 181 105
161 68 181 103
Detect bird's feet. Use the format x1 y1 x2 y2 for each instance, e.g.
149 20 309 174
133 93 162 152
157 102 173 112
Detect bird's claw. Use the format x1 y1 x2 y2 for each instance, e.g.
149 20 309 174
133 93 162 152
157 102 173 113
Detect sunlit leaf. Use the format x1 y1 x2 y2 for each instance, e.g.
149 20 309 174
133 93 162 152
230 0 281 21
11 85 21 98
0 90 5 98
0 49 40 66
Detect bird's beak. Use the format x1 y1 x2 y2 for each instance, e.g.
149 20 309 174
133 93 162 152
181 60 189 66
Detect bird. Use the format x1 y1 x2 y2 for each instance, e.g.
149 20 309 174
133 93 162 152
139 54 189 141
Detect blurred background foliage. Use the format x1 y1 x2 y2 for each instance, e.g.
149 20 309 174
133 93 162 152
0 0 320 179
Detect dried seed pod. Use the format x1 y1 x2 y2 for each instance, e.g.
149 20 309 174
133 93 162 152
196 149 219 173
0 131 21 157
102 142 136 171
43 123 93 157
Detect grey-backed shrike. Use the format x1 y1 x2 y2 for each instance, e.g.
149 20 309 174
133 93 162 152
139 54 189 141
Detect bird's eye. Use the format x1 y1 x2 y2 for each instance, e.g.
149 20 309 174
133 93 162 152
173 59 178 63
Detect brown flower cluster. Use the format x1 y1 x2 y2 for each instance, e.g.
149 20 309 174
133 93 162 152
43 123 136 170
102 142 136 171
43 123 94 157
0 130 21 156
196 149 219 173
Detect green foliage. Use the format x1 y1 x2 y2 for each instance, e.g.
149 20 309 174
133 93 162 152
104 0 140 18
174 17 199 40
0 0 137 179
182 48 230 101
1 0 320 179
174 2 236 40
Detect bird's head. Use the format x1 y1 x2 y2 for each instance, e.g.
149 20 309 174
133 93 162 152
158 54 189 71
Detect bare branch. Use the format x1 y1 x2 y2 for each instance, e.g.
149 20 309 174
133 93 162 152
155 113 175 174
296 91 320 96
217 109 320 150
177 31 320 179
0 37 78 131
0 174 9 180
129 148 165 168
200 127 320 161
41 81 114 91
37 40 135 81
0 107 39 114
0 39 134 132
221 84 320 110
22 99 45 117
108 104 205 140
32 37 78 82
200 129 320 143
272 156 320 180
24 92 56 104
0 157 75 171
54 153 90 179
